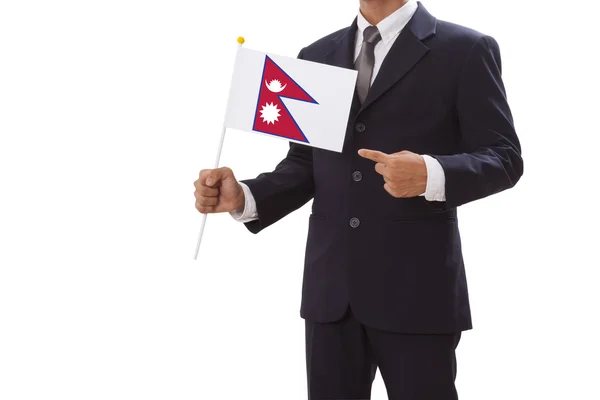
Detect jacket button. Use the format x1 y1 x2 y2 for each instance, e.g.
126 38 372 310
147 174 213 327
352 171 363 182
349 217 360 228
355 122 366 133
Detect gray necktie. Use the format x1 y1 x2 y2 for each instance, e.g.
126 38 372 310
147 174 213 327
354 25 382 104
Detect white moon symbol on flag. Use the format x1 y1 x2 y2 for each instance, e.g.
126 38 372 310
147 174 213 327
265 79 287 93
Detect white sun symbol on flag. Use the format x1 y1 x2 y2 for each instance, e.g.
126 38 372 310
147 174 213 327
260 102 281 125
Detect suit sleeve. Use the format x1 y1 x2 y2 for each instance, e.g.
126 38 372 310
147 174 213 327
239 48 315 234
430 35 523 208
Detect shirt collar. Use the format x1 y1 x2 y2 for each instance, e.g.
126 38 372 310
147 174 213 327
356 0 418 44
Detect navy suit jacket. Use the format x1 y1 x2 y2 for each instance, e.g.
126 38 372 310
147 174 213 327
241 2 523 334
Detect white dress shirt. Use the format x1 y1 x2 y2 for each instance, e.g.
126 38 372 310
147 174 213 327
231 0 445 222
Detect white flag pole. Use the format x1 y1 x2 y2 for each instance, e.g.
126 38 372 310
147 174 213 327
193 36 245 260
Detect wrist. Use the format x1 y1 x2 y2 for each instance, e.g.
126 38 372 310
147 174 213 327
234 184 246 211
419 156 428 192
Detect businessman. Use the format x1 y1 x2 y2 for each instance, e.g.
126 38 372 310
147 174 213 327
194 0 523 398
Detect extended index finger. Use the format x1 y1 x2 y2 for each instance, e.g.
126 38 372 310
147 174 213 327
358 149 390 164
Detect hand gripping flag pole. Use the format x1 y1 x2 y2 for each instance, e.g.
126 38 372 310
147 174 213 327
193 36 246 260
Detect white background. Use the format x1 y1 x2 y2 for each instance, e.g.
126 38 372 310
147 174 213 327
0 0 598 399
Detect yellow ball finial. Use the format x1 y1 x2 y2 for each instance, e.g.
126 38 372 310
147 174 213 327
237 36 245 45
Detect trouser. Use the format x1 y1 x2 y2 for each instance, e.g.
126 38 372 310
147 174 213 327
305 307 461 400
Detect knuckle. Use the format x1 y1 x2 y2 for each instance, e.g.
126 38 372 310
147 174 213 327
384 184 400 198
197 205 211 213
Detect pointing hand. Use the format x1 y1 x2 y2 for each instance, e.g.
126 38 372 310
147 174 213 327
358 149 428 198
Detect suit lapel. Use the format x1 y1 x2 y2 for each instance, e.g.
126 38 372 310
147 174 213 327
324 19 361 115
326 18 357 70
359 2 437 113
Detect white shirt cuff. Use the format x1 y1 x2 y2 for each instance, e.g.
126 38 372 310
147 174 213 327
420 155 446 202
230 182 259 222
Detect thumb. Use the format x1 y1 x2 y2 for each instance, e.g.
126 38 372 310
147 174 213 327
206 167 232 187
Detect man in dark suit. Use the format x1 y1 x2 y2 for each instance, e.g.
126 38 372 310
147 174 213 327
194 0 523 398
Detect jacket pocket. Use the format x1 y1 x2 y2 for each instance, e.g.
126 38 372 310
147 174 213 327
309 213 327 220
391 212 457 223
